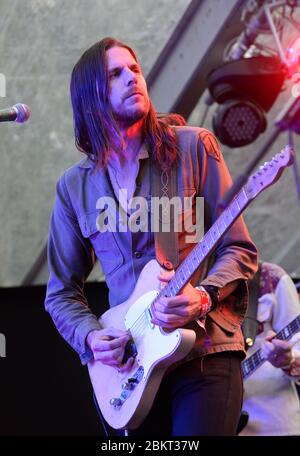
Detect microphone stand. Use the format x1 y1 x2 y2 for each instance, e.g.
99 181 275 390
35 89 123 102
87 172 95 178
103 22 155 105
218 95 300 210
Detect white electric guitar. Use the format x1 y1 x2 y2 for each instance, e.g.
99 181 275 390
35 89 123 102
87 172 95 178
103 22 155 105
88 146 294 430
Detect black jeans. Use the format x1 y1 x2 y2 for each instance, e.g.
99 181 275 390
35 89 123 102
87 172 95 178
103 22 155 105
126 351 243 436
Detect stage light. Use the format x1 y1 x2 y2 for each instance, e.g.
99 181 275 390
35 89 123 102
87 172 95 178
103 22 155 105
207 56 285 147
212 99 266 148
286 36 300 74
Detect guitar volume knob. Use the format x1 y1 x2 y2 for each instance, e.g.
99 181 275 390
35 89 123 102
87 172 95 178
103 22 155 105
109 398 122 408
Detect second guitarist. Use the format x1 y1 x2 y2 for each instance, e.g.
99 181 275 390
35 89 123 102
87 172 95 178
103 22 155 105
240 262 300 436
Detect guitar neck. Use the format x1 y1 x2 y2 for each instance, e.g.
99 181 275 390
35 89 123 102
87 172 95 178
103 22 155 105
242 314 300 379
155 186 250 301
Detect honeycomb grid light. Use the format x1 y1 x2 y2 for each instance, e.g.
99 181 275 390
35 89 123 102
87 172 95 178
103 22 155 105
212 99 267 147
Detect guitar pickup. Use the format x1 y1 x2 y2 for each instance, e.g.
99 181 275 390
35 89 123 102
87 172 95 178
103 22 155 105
146 308 155 329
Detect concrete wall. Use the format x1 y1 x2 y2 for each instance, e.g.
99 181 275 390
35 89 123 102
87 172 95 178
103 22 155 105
0 0 189 285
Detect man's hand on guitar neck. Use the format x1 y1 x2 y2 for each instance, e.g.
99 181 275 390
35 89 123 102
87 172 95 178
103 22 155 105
261 330 293 369
150 269 212 329
86 328 135 372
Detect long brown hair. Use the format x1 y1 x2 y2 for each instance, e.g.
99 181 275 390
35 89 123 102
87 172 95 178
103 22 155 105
70 37 181 171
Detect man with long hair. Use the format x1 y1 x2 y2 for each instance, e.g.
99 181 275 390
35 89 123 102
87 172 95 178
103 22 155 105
45 37 258 436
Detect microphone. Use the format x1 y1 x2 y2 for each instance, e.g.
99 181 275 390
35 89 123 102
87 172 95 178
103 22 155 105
0 103 30 123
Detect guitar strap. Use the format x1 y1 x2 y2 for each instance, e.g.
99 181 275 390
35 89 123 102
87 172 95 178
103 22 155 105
242 262 262 350
151 159 179 270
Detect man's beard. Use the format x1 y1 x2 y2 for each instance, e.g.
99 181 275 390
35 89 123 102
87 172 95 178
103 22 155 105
113 104 148 127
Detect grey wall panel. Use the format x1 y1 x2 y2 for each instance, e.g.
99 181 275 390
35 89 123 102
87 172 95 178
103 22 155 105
0 0 189 285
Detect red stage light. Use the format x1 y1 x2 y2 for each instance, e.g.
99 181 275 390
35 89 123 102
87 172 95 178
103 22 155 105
286 37 300 74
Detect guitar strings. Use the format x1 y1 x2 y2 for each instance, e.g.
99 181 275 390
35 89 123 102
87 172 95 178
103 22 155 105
126 264 190 337
128 309 150 337
130 315 148 336
125 212 234 337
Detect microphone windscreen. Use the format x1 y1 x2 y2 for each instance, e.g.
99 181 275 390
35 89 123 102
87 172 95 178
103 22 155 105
14 103 30 123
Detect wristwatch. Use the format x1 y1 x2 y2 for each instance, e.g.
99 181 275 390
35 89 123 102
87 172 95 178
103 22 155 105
199 285 220 312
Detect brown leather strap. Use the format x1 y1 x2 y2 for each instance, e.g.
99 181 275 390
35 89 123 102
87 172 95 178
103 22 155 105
151 161 179 270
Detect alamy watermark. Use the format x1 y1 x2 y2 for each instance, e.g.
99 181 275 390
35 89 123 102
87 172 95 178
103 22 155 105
0 332 6 357
0 73 6 97
95 191 204 244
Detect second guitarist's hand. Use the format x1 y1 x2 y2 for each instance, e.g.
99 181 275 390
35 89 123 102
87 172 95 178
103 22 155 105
261 330 293 369
86 328 135 372
151 269 212 329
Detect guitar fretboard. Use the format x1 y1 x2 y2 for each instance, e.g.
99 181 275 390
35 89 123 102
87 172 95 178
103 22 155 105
152 186 249 305
242 315 300 379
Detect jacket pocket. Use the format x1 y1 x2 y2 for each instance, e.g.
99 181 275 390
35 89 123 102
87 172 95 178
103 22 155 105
208 307 242 334
78 210 124 275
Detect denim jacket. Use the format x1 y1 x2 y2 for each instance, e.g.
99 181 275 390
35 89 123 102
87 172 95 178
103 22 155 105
45 126 258 364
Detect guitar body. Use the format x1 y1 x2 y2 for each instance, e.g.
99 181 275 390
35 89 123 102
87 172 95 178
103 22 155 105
88 259 196 430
